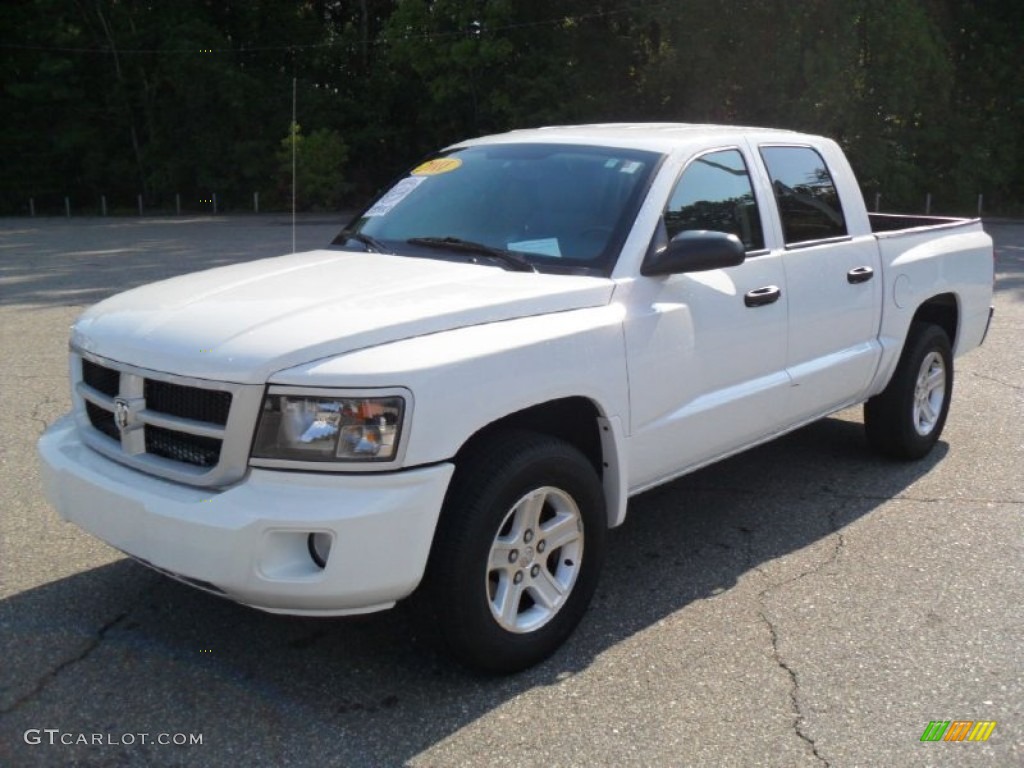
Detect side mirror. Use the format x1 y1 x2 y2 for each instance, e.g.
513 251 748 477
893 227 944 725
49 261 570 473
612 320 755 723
641 230 746 276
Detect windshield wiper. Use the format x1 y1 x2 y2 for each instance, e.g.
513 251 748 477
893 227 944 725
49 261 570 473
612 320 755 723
406 236 536 273
334 229 390 254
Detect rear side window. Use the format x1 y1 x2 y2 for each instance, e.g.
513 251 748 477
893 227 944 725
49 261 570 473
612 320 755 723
664 149 765 251
760 146 847 245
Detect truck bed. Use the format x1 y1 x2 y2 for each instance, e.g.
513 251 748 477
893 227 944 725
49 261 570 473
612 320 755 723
868 212 976 234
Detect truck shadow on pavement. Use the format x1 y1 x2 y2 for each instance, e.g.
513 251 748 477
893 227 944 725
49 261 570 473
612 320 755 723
0 415 948 765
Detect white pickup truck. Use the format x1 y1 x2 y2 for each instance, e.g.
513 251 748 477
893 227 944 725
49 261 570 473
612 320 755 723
38 124 994 672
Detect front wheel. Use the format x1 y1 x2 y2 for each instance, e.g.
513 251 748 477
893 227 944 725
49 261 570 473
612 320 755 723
864 321 953 460
422 430 606 673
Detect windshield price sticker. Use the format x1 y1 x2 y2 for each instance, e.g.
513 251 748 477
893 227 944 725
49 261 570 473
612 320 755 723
412 158 462 176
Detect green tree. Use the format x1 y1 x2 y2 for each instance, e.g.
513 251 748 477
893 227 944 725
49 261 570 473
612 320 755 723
278 123 349 211
1 0 1022 215
939 0 1024 213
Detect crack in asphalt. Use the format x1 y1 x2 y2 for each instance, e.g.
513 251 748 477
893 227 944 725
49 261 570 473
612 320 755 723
1 374 67 381
744 508 847 766
828 491 1023 505
694 483 1023 507
783 512 845 591
0 610 130 715
759 610 831 767
727 480 1015 764
29 396 61 435
969 371 1024 391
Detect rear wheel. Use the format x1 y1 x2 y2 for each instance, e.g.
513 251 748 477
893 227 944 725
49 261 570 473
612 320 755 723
864 322 953 460
423 430 606 673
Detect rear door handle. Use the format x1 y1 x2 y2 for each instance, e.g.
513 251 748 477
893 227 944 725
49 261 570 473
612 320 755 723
744 285 782 308
847 266 874 284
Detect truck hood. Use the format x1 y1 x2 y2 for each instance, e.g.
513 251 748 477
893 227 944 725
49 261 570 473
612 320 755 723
71 250 614 383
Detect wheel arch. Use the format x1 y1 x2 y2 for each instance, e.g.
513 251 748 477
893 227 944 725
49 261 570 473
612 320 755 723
451 396 628 528
911 292 959 350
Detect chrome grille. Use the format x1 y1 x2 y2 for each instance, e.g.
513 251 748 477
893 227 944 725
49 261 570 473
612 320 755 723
72 352 262 488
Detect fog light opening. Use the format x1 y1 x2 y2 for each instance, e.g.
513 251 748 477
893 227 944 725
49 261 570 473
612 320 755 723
307 532 333 569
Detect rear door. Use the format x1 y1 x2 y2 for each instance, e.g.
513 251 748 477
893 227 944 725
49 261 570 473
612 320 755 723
755 143 883 421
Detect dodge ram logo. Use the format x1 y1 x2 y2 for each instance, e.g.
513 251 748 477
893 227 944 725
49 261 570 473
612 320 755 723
113 397 131 431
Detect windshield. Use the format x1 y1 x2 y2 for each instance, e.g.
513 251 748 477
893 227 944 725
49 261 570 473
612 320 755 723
335 143 662 276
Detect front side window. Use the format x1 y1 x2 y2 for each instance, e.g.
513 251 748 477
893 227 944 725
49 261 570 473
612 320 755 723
338 143 662 276
760 146 847 245
663 148 765 251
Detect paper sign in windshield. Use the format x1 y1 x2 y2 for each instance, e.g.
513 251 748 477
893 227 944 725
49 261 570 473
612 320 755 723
364 176 426 217
412 158 462 175
507 238 562 257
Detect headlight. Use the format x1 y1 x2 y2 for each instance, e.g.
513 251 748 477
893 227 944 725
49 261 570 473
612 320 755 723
251 388 407 466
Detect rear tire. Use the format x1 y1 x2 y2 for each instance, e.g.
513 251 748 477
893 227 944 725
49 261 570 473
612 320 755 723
864 322 953 460
422 430 606 673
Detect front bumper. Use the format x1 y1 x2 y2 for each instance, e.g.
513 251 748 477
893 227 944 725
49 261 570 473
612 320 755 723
38 415 454 615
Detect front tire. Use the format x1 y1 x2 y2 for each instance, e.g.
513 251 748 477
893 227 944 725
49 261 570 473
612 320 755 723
423 430 606 673
864 322 953 460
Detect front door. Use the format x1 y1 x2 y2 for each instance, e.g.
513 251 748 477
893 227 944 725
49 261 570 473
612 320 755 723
623 148 790 492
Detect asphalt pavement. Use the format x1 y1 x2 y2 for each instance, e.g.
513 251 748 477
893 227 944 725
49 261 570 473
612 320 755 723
0 215 1020 767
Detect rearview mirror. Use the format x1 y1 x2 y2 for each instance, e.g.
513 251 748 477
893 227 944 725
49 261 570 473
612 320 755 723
641 230 746 276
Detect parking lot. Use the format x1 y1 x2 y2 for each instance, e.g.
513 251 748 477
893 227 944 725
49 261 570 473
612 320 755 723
1 215 1021 767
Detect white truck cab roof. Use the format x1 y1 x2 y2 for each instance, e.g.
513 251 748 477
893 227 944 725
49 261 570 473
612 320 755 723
455 122 808 153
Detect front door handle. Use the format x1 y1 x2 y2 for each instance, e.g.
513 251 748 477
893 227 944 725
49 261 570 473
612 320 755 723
744 285 782 308
847 266 874 284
